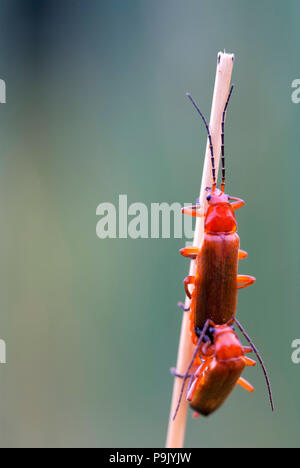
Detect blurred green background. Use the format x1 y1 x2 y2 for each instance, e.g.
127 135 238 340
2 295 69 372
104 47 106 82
0 0 299 448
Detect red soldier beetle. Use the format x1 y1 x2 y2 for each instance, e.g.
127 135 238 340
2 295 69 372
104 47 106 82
179 86 256 344
172 318 274 419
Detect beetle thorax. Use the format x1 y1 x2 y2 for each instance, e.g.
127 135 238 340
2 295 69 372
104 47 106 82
205 204 237 234
214 327 243 362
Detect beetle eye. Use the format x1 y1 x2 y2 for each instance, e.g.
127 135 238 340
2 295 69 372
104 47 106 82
206 194 211 201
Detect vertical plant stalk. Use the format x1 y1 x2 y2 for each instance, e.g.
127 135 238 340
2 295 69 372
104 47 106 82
166 52 234 449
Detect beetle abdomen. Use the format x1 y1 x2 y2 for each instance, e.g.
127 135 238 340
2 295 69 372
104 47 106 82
192 233 239 333
190 357 245 416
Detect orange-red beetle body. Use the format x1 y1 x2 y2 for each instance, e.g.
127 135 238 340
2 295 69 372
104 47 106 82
193 231 239 329
181 190 255 344
187 324 255 416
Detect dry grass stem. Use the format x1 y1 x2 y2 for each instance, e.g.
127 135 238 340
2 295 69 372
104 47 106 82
166 51 234 448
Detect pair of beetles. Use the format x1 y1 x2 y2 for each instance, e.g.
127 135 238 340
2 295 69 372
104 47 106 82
172 86 273 419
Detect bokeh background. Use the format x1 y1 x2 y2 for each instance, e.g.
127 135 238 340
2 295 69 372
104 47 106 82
0 0 299 448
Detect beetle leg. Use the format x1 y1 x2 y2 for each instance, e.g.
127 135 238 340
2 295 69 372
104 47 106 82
237 274 256 289
238 249 248 260
243 346 253 354
181 205 205 217
184 276 195 298
177 302 190 312
229 196 245 210
170 368 193 379
237 377 255 393
244 356 257 367
171 368 198 403
187 380 197 401
180 246 199 259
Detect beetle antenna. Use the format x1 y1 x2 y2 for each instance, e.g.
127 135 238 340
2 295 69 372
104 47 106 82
221 84 234 192
173 319 211 420
234 318 274 412
187 93 216 192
